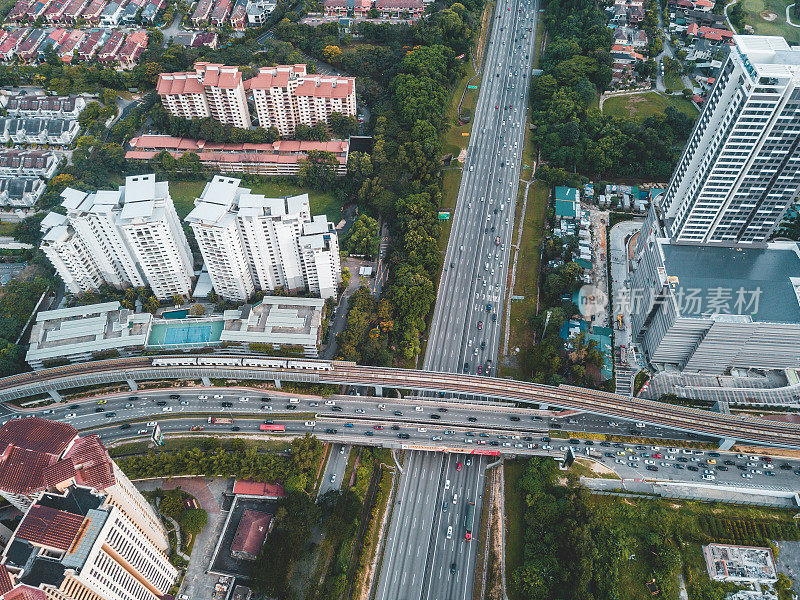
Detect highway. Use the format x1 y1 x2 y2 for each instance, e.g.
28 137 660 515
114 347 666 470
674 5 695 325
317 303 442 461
319 443 349 497
424 0 539 376
26 388 800 493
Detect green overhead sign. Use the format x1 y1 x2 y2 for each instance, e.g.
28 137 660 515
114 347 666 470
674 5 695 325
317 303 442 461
438 211 450 220
467 84 478 89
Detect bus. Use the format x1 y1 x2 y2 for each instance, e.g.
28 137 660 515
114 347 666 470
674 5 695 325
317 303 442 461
464 501 475 541
260 424 286 432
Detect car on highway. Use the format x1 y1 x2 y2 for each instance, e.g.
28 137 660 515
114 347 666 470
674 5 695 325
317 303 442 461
156 401 167 406
120 423 131 430
95 407 105 413
162 407 173 412
169 394 180 400
330 474 336 483
510 416 520 421
199 395 208 400
468 416 477 422
137 429 148 434
742 473 753 478
457 462 462 471
213 394 223 399
97 399 107 405
221 402 233 407
232 426 241 431
431 414 441 420
477 321 483 330
450 563 457 575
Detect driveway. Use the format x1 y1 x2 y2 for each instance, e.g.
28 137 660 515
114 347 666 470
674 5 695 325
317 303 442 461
135 477 233 599
318 443 350 497
321 257 367 359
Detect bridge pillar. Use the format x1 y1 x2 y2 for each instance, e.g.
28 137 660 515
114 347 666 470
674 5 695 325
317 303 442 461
126 379 138 392
391 448 403 473
201 377 211 387
374 385 383 397
47 389 63 403
274 379 281 389
718 437 736 451
713 400 730 414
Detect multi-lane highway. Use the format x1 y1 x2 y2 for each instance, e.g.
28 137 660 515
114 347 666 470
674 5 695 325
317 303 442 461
378 0 541 597
425 0 539 376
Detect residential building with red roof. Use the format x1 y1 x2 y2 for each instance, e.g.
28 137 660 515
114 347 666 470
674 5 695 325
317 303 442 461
117 29 147 69
158 62 251 128
15 29 47 62
80 0 107 21
192 30 219 48
233 480 287 498
210 0 232 24
127 135 350 175
0 29 30 62
56 30 86 62
62 0 91 20
697 25 734 41
0 484 178 600
7 0 31 22
323 0 370 17
75 29 105 60
26 0 57 20
43 0 71 22
0 417 170 556
96 28 124 62
231 509 272 560
191 0 214 24
375 0 424 19
230 0 248 29
246 64 356 136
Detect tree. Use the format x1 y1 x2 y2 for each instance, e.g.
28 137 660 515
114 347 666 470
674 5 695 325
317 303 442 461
346 214 380 258
297 150 339 190
322 45 342 63
329 111 359 139
189 304 206 316
179 508 208 535
160 493 184 520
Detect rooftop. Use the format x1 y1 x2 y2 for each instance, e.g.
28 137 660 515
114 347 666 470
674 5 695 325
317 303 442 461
231 509 271 558
221 296 324 348
658 240 800 323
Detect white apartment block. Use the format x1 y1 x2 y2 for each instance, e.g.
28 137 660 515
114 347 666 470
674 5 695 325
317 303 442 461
246 64 356 137
655 35 800 244
40 174 194 300
186 175 341 301
157 62 251 128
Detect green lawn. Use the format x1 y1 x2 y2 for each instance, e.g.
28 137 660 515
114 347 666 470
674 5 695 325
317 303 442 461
0 222 17 236
602 92 699 121
740 0 800 42
504 460 526 600
168 179 344 222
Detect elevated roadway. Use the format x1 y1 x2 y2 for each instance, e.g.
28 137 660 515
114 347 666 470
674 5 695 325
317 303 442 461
2 357 800 448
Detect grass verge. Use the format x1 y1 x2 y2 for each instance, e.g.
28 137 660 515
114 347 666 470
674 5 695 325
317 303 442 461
739 0 800 41
504 459 526 600
602 91 699 120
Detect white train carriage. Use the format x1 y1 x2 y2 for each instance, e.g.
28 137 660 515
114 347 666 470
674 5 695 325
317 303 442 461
196 357 243 367
242 358 289 369
286 360 333 371
152 357 198 367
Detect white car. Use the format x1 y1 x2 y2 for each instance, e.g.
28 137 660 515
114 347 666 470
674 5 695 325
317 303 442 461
239 397 249 402
418 427 427 433
415 406 423 412
644 459 655 465
137 429 148 435
702 474 715 481
213 395 223 399
162 407 173 412
198 395 208 400
330 474 336 483
742 473 753 478
147 421 157 427
447 526 453 539
445 479 451 490
65 413 76 419
305 421 316 427
325 400 336 406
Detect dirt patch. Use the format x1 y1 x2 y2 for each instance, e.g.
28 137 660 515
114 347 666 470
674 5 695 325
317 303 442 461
487 469 504 600
733 445 800 459
579 459 619 478
761 9 778 20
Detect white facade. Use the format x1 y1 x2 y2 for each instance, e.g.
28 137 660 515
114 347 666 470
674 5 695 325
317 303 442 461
186 175 341 301
40 175 194 299
657 35 800 244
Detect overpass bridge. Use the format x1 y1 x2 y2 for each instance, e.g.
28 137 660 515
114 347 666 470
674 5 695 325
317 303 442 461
1 356 799 449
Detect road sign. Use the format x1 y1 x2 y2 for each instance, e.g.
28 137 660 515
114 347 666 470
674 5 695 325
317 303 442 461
438 211 450 220
467 84 478 89
511 295 525 300
151 422 163 446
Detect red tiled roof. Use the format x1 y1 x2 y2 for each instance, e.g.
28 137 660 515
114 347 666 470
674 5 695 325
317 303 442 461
233 480 286 497
64 434 115 490
294 78 354 98
4 586 47 600
16 504 84 551
231 509 271 557
157 72 205 95
375 0 423 7
0 446 53 495
0 565 13 595
42 458 77 487
0 418 77 456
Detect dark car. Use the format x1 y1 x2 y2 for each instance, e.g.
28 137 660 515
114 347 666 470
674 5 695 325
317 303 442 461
687 465 699 471
585 440 594 446
431 414 441 420
676 457 688 462
780 463 793 470
128 396 138 402
645 465 658 471
231 426 241 431
708 452 720 457
156 401 167 406
724 460 736 466
391 425 400 430
523 436 533 441
261 397 271 402
69 404 80 409
604 452 614 457
95 407 105 413
169 394 180 400
398 433 410 439
509 416 520 422
285 405 297 410
468 416 477 422
599 442 610 447
105 412 116 418
717 466 729 471
325 428 337 434
541 437 551 442
463 362 469 373
450 563 457 574
490 440 499 446
332 406 343 412
221 401 233 407
120 423 131 429
569 438 580 444
674 464 685 470
364 431 373 436
438 407 448 413
394 410 403 416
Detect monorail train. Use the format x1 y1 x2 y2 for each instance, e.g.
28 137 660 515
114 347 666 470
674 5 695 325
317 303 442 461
151 356 335 370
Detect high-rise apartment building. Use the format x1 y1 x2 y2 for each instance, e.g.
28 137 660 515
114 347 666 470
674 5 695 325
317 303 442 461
653 35 800 244
157 62 251 129
0 418 177 600
41 174 195 299
157 63 356 137
246 64 356 137
186 176 341 301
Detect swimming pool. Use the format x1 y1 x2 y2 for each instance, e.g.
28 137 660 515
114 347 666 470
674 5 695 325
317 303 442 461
147 319 224 347
161 309 189 319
